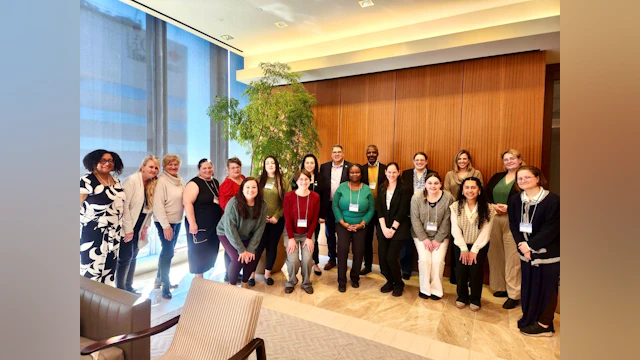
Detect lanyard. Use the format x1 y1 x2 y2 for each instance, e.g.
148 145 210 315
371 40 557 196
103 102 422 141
349 183 361 206
520 189 544 224
203 178 219 197
296 193 310 221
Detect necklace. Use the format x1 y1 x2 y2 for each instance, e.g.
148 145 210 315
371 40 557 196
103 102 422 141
94 172 112 186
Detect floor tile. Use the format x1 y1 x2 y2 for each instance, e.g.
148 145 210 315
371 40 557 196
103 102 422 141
442 294 477 320
427 339 453 360
449 344 471 360
435 313 474 349
371 326 399 346
341 317 383 340
474 299 509 327
389 330 432 357
396 305 442 338
469 320 516 359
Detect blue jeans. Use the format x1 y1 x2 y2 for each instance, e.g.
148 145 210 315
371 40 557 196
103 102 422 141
400 237 415 275
154 222 181 290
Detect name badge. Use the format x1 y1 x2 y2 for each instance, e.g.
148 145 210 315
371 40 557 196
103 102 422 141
369 182 376 190
213 196 219 204
520 222 533 233
349 204 359 212
426 222 438 231
331 179 338 184
264 183 274 190
297 219 308 228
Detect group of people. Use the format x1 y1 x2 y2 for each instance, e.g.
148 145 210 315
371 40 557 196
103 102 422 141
80 144 559 338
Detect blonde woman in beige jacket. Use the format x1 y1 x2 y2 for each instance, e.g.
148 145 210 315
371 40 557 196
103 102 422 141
116 155 160 293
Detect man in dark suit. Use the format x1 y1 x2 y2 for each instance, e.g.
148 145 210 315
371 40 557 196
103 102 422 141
319 144 352 270
359 145 387 275
399 152 436 279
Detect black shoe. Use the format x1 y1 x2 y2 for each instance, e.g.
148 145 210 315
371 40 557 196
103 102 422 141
350 281 360 288
520 322 554 337
338 284 346 292
402 272 411 280
493 291 508 298
303 286 314 294
313 266 322 276
265 277 274 286
324 259 337 270
392 288 403 297
248 278 256 287
419 292 430 299
430 295 441 301
360 267 372 275
503 298 520 309
380 282 394 293
284 287 294 294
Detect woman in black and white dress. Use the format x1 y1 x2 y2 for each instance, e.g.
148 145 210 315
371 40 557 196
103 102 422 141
80 149 126 286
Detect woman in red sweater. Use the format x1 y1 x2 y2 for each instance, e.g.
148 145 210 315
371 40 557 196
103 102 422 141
283 169 320 294
218 156 245 282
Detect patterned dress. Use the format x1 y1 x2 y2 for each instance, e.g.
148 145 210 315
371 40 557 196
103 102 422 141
80 173 126 285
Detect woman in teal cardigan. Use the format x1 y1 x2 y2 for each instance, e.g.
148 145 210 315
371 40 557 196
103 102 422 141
333 164 375 292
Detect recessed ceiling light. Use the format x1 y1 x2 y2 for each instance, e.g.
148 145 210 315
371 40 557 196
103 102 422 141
359 0 374 8
274 21 288 28
221 34 234 40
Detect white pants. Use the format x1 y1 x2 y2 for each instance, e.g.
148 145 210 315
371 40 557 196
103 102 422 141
413 237 449 297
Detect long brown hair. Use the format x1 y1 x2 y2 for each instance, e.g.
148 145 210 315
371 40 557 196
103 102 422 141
258 156 286 204
456 177 491 230
234 177 264 219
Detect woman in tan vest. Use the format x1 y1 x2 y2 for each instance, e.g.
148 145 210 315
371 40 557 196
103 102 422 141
450 177 496 311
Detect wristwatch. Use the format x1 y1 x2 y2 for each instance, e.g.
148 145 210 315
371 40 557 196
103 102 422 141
391 226 397 231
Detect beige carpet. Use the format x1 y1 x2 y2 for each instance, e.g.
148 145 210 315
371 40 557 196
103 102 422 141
150 307 430 360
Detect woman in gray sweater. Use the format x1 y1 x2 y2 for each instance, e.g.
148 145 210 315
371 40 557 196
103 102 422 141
216 177 268 287
410 172 454 301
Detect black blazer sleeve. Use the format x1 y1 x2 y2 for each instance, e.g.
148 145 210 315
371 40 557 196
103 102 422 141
378 163 387 185
401 170 413 192
316 175 330 220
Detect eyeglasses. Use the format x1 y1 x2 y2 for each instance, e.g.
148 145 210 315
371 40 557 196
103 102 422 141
517 176 536 182
99 159 115 164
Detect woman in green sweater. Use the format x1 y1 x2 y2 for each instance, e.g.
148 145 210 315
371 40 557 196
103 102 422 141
333 164 375 292
248 156 290 286
216 177 268 287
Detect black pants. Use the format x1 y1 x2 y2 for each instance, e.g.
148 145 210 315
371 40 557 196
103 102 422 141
449 234 457 284
311 222 322 265
255 217 285 272
400 238 415 275
378 236 405 290
325 202 338 261
116 213 145 291
336 225 366 286
453 243 489 306
363 211 378 269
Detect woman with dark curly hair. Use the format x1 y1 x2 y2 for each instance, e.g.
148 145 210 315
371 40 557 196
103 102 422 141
80 149 126 285
449 177 496 311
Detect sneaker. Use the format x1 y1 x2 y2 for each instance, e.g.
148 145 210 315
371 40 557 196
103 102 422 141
430 295 441 301
470 303 481 312
248 278 256 287
360 267 372 275
338 284 346 293
265 277 275 286
503 298 520 309
350 280 360 288
402 272 411 280
161 288 172 300
380 282 394 293
419 292 430 299
392 288 403 297
303 286 314 294
284 287 295 294
493 291 508 298
455 298 469 309
324 259 337 271
520 322 554 337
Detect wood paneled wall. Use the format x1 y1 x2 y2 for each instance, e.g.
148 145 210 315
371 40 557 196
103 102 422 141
303 51 546 180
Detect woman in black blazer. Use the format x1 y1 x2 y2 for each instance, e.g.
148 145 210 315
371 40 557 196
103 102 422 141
376 162 413 297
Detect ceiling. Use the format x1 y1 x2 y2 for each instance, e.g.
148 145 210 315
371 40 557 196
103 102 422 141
121 0 560 83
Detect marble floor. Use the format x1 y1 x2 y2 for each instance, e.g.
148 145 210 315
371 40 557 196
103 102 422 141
132 252 560 360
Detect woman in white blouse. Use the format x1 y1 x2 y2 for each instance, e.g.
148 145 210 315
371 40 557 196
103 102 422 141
449 177 495 312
